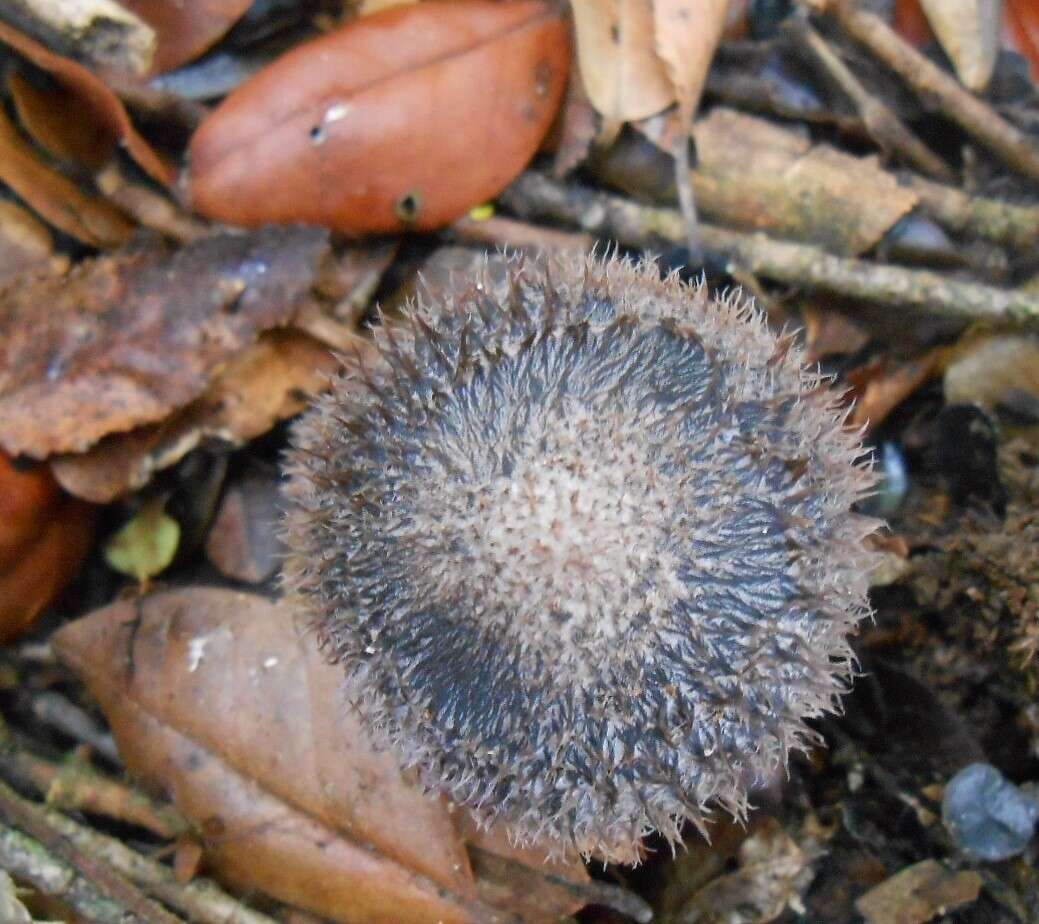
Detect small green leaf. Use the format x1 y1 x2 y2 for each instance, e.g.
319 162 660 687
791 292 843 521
104 497 180 583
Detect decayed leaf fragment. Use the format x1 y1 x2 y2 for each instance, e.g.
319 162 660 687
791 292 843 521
49 328 343 502
689 109 921 255
0 226 330 460
188 0 569 232
919 0 1001 91
51 588 592 924
855 859 982 924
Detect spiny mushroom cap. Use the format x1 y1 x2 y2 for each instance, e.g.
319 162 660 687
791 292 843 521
283 253 879 863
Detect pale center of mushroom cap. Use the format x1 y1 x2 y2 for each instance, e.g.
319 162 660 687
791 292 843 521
427 402 684 664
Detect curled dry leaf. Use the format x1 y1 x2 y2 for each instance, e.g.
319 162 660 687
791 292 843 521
846 351 945 431
0 453 94 644
50 328 342 503
188 0 569 233
7 70 115 170
118 0 253 75
652 0 728 118
0 19 174 186
0 104 134 248
919 0 1001 91
51 587 594 924
570 0 674 122
0 20 172 186
0 226 330 461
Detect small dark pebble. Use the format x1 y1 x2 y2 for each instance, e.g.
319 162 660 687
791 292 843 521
942 763 1039 861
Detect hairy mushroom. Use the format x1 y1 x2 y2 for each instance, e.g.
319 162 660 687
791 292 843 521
282 253 880 863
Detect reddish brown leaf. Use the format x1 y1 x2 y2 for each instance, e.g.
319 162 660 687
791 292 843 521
188 0 569 233
7 69 116 170
0 452 58 571
847 351 944 431
51 588 591 924
0 227 329 460
1005 0 1039 81
0 19 174 186
119 0 252 75
0 453 94 644
0 104 134 248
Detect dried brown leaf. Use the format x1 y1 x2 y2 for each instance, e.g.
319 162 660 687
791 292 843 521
50 329 341 502
0 227 329 460
943 334 1039 420
571 0 674 122
652 0 728 118
855 859 982 924
7 69 115 170
0 19 174 186
847 351 944 431
919 0 1001 91
204 468 284 584
51 587 591 924
0 104 134 248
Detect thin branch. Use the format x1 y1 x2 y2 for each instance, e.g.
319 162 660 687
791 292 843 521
0 777 184 924
784 15 955 182
904 174 1039 251
0 822 150 924
811 0 1039 186
500 171 1039 324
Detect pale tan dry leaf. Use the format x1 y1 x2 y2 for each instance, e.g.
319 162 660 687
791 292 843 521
51 588 592 924
570 0 674 122
855 859 982 924
943 334 1039 418
652 0 729 118
919 0 1001 91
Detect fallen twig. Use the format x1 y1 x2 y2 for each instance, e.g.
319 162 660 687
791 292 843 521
785 15 955 182
0 778 182 924
501 171 1039 324
0 821 152 924
810 0 1039 186
0 731 187 839
904 174 1039 251
41 807 280 924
